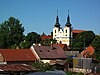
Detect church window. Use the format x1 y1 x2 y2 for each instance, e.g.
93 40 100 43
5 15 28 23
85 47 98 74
66 30 67 33
55 30 56 33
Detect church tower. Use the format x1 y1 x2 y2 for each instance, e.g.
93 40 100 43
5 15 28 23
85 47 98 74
64 11 72 46
53 11 72 46
53 11 61 39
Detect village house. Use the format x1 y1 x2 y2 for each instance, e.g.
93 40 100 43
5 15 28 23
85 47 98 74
0 49 38 74
0 49 37 65
53 44 69 51
30 44 67 64
78 45 95 58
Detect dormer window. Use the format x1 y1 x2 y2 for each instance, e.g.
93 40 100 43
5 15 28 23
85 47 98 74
40 50 42 52
47 50 50 52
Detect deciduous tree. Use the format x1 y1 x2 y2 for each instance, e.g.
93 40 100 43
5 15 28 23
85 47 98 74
0 17 24 48
92 36 100 60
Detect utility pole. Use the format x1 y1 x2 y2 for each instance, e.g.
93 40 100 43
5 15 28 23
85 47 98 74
84 38 85 50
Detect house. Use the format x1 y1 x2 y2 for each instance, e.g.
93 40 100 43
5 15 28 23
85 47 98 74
0 49 37 64
30 45 67 64
0 64 37 74
41 35 53 45
40 35 53 46
78 45 94 58
53 44 69 51
41 35 53 40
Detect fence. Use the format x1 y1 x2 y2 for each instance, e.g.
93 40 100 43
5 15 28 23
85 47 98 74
72 58 100 73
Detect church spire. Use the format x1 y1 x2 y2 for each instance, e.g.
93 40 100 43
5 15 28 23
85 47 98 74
54 10 60 27
65 10 71 27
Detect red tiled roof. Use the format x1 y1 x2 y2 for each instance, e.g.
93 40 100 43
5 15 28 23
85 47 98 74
0 64 36 72
79 46 94 58
82 46 94 55
41 36 53 39
33 45 67 59
72 29 86 33
0 49 37 61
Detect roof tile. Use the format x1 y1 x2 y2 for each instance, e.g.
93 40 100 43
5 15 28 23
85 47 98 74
0 49 37 61
33 45 67 59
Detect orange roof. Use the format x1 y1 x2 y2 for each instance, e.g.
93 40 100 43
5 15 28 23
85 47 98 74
80 46 94 58
41 36 53 39
0 49 37 61
72 29 86 33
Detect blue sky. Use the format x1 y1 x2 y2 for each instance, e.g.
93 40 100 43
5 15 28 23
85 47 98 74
0 0 100 35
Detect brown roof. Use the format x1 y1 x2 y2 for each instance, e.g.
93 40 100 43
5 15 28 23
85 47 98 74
53 44 70 51
0 64 36 72
72 29 86 33
33 45 67 59
0 49 37 62
53 44 66 49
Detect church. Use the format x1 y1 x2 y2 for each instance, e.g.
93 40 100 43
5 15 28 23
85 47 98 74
53 12 72 46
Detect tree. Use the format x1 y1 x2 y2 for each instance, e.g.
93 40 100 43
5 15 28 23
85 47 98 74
25 32 41 44
72 31 95 52
92 36 100 60
20 32 41 48
41 32 46 36
0 17 24 48
32 61 56 72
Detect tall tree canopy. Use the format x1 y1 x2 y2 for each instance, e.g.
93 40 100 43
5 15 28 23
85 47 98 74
0 17 24 48
72 31 95 52
20 32 41 48
92 36 100 60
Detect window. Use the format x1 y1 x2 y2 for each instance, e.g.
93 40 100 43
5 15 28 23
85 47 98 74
66 30 67 33
55 30 56 33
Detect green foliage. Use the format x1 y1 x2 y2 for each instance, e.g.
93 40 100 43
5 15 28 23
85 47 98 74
92 36 100 60
20 32 41 48
41 32 46 36
41 38 57 46
0 17 24 48
25 32 41 44
32 61 56 72
72 31 95 52
19 41 31 49
66 58 72 63
51 32 53 36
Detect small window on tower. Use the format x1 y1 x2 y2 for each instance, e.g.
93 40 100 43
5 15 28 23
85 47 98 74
55 30 56 33
66 30 67 33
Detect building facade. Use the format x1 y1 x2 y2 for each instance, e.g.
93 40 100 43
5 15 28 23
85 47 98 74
53 13 72 46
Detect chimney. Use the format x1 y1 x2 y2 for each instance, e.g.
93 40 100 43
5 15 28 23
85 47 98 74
39 43 41 47
33 43 36 46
